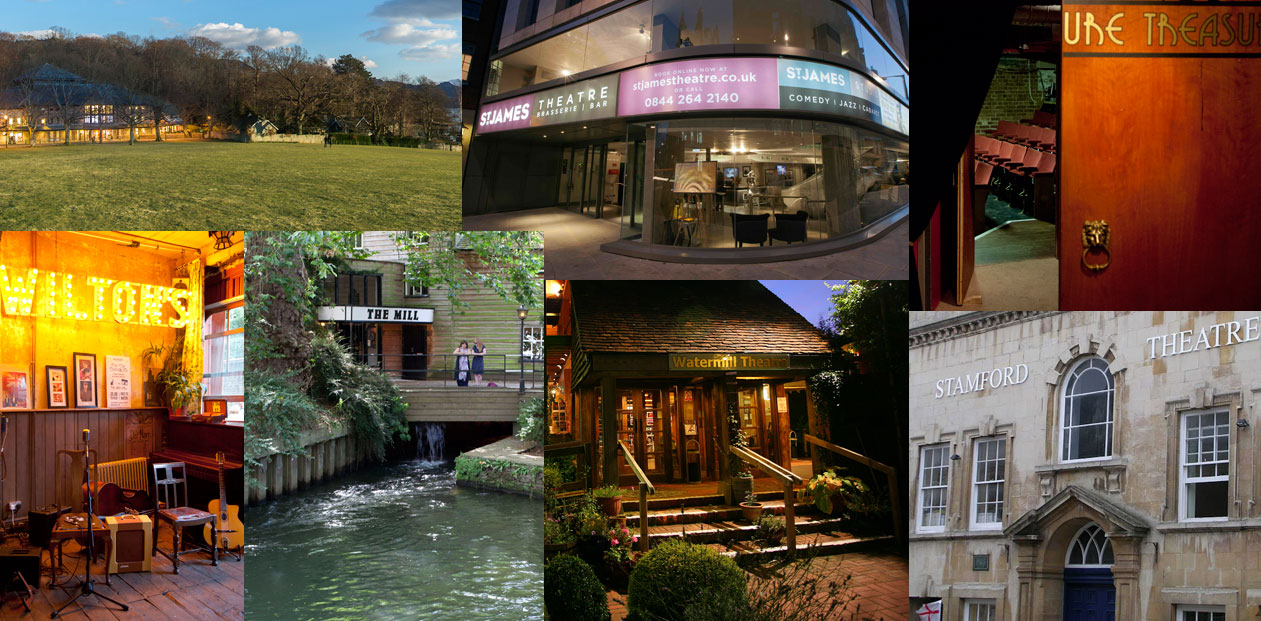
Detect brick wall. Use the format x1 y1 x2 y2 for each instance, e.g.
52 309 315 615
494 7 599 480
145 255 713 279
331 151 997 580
974 57 1056 133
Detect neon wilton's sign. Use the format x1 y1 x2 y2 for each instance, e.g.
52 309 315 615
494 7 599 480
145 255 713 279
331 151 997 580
1146 317 1261 359
0 265 192 327
934 364 1029 398
668 354 789 371
1063 5 1261 55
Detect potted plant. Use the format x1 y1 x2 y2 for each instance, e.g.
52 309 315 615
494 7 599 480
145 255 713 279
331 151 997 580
592 485 624 517
754 514 786 547
602 524 639 590
573 495 611 569
739 489 763 522
544 515 577 559
804 468 870 515
141 342 203 418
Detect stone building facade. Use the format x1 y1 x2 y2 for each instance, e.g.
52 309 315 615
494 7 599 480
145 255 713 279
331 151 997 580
909 311 1261 621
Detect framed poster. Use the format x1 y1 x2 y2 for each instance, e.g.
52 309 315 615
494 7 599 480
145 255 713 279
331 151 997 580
46 365 69 409
1 368 31 410
73 352 98 409
105 355 131 409
673 161 717 194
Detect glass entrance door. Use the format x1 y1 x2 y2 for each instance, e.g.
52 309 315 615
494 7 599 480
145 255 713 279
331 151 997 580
616 389 667 481
602 142 627 221
558 147 581 210
581 144 605 217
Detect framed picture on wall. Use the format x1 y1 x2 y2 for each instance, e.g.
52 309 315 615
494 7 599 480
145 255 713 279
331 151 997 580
46 365 69 409
1 367 31 410
73 352 98 409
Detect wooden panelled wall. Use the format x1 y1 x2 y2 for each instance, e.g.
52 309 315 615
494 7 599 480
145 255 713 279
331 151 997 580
4 408 165 520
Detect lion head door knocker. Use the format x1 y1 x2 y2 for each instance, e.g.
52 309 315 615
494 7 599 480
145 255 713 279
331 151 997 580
1081 220 1110 272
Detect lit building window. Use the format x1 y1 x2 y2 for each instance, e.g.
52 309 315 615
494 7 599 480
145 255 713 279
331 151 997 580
971 437 1005 529
917 444 949 533
1060 357 1114 461
203 302 244 422
1181 410 1230 521
963 599 996 621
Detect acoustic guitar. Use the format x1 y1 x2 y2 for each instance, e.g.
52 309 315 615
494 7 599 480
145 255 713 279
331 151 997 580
204 452 244 552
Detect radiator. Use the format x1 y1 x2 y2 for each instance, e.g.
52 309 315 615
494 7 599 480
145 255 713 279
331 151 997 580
91 457 150 492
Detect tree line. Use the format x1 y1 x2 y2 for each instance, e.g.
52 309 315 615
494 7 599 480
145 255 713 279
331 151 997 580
0 29 457 144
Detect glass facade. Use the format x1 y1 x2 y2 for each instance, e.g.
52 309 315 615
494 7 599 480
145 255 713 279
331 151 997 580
626 117 908 247
488 0 907 101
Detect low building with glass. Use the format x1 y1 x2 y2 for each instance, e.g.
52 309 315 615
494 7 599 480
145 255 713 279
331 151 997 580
464 0 909 263
908 311 1261 621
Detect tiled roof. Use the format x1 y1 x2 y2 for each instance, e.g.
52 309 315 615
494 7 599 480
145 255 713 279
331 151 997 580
572 281 832 355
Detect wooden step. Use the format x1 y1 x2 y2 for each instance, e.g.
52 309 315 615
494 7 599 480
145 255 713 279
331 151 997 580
706 533 896 561
640 513 851 545
622 489 788 512
622 500 815 527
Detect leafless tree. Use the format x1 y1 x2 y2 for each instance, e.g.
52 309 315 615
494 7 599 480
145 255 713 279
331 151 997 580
266 46 330 134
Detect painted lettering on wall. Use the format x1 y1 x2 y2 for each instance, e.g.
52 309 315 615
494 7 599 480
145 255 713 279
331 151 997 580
1064 6 1261 54
0 264 192 328
668 353 790 371
1145 317 1261 359
934 364 1029 398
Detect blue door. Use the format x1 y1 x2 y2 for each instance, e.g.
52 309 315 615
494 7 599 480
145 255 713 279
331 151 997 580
1063 568 1115 621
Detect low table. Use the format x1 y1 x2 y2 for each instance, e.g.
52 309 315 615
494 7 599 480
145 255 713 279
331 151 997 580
49 513 113 587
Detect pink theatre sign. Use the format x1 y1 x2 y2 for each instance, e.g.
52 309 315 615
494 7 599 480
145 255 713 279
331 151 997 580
617 57 780 116
477 94 533 133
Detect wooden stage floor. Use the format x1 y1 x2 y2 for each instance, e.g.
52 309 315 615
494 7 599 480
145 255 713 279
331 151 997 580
4 529 243 620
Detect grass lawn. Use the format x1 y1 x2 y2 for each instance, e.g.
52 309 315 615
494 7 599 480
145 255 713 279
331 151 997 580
0 141 461 229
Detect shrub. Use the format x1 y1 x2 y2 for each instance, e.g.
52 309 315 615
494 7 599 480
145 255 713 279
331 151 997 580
308 332 409 461
627 539 747 621
591 485 622 499
516 396 544 445
754 515 785 547
544 555 610 621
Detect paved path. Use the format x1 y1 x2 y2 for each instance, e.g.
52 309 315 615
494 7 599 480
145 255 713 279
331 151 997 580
464 207 906 280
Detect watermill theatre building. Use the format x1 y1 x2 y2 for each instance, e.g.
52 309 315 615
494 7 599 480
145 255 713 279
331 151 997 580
909 311 1261 621
464 0 910 262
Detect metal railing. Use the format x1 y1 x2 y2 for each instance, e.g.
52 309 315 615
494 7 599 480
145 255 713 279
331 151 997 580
803 434 903 545
618 440 655 553
352 353 543 389
730 445 804 556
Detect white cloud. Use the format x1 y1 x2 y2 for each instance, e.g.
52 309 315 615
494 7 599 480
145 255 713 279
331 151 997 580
369 0 458 23
14 29 56 39
399 43 459 61
187 22 300 50
152 16 181 31
361 23 455 45
82 33 103 38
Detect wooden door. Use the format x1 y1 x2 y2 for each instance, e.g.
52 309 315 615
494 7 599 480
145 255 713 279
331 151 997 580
1060 4 1261 308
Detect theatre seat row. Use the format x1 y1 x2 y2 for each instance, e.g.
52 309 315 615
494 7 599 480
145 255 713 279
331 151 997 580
975 137 1056 178
1028 110 1057 128
983 121 1057 153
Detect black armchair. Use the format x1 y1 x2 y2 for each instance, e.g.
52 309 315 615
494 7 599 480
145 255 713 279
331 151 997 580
730 213 770 247
769 211 809 245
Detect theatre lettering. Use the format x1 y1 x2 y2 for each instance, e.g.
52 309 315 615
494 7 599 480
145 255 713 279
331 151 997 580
1064 7 1261 51
1145 316 1261 358
668 354 790 371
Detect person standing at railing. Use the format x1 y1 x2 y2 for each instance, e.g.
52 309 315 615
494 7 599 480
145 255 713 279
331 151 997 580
471 338 486 386
454 341 472 387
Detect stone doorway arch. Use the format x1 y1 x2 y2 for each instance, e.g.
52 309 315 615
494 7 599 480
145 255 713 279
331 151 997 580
1004 485 1150 621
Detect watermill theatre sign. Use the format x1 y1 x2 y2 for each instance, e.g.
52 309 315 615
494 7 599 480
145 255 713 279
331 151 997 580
934 364 1029 398
317 305 435 324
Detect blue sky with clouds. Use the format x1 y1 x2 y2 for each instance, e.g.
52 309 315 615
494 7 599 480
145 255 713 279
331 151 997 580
760 281 844 328
6 0 460 82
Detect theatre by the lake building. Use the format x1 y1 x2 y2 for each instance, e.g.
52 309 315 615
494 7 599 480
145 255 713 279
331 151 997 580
909 311 1261 621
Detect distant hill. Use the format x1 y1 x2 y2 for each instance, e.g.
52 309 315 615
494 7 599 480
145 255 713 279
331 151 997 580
438 80 459 107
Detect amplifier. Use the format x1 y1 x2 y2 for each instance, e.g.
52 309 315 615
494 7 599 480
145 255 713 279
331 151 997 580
0 547 40 590
28 506 68 548
104 514 152 573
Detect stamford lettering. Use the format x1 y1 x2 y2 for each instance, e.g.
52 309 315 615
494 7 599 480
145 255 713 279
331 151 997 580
934 364 1029 398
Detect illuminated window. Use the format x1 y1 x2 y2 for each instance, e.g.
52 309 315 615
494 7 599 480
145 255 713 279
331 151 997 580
917 444 949 533
203 302 244 422
971 437 1005 530
1060 356 1114 461
1181 410 1230 521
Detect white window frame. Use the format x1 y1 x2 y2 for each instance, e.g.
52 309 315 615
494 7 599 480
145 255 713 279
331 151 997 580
351 233 364 249
522 325 543 361
1059 356 1115 463
916 444 950 533
1175 604 1225 621
404 282 429 297
970 436 1005 530
1179 409 1230 522
963 599 996 621
1064 523 1113 568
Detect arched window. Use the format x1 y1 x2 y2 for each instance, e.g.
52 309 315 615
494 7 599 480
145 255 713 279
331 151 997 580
1065 523 1114 567
1061 357 1114 461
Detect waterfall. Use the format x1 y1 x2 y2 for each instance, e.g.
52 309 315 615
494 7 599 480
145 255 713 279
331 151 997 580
413 422 446 462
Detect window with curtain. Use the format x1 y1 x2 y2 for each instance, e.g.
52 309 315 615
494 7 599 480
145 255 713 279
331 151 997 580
203 301 244 422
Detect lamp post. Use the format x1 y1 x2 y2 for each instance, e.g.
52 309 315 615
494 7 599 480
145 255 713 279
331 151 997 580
517 305 528 394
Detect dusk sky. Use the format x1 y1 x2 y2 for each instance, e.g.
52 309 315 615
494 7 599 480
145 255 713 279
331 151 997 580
761 280 845 328
5 0 459 82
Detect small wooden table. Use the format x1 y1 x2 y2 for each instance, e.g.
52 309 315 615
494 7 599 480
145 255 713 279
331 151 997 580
49 513 113 587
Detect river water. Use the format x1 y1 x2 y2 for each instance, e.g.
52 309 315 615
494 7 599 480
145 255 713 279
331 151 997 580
245 460 542 620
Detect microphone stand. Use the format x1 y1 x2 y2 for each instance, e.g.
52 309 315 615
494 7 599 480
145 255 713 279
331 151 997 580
51 430 128 618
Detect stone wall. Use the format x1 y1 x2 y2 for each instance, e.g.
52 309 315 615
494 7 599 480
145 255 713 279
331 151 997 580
909 311 1261 620
974 57 1056 134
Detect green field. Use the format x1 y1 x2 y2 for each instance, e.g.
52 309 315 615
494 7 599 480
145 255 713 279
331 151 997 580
0 141 461 229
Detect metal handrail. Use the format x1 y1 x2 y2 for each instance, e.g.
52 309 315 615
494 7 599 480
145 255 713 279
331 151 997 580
618 440 655 552
729 445 802 555
803 433 903 545
349 353 543 388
